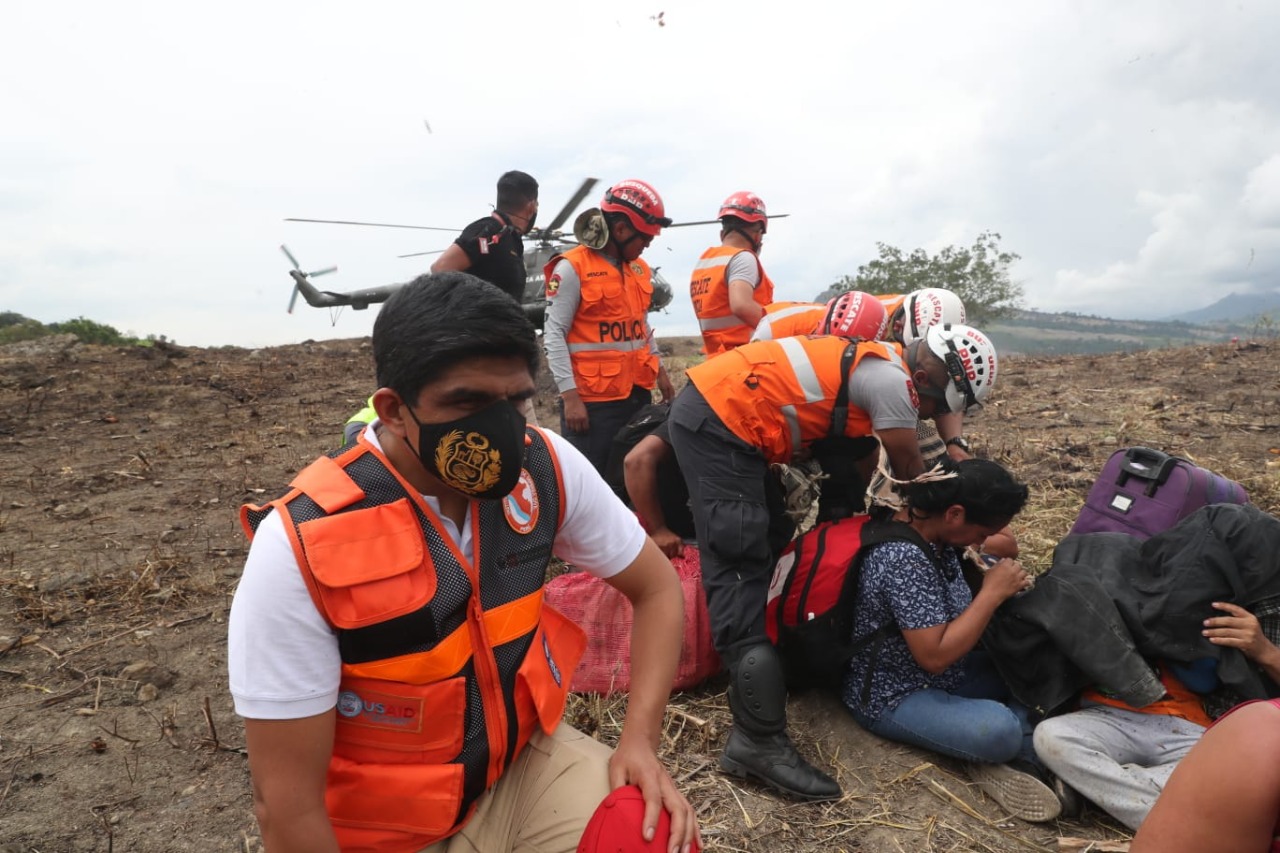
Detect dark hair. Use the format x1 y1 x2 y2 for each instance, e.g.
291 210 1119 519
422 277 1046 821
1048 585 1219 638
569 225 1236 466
496 170 538 212
372 272 539 404
903 457 1029 527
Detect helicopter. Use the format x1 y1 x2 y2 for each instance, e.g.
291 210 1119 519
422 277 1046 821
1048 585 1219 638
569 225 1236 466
281 178 685 329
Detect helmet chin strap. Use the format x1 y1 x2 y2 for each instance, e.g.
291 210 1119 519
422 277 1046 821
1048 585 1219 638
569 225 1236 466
724 224 761 254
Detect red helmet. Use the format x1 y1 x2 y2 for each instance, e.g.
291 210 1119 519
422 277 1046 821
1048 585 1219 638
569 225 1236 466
821 290 889 340
719 191 767 223
601 179 671 237
578 785 700 853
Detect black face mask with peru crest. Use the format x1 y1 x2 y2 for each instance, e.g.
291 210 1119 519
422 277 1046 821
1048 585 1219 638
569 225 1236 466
405 400 527 500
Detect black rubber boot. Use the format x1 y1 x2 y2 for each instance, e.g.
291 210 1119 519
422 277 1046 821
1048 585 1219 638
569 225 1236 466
720 643 842 801
720 725 842 801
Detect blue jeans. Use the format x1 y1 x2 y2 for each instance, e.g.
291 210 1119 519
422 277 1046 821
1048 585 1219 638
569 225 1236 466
852 653 1039 766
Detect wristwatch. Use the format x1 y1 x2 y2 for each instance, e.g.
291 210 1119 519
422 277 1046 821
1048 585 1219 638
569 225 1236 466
945 436 972 453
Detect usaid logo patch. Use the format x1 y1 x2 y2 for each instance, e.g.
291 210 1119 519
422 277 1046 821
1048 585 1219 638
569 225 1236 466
333 687 424 732
336 690 363 718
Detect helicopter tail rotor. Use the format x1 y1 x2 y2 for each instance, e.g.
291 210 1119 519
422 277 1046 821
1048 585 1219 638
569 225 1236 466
281 245 337 313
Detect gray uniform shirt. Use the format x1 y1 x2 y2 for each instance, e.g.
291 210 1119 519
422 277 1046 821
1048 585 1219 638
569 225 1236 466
847 356 920 431
725 251 761 289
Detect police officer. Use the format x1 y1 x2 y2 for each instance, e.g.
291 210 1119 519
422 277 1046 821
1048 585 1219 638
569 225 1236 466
543 179 675 474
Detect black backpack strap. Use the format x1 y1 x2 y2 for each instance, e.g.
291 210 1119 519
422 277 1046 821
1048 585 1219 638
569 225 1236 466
828 342 858 438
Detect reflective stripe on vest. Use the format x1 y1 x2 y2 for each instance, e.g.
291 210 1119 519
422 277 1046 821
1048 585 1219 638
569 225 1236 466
547 245 659 402
240 429 582 853
751 302 826 342
566 338 650 353
687 336 907 463
690 246 774 355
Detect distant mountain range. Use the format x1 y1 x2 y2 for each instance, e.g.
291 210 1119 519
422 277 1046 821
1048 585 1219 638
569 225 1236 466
985 299 1279 357
1163 289 1280 324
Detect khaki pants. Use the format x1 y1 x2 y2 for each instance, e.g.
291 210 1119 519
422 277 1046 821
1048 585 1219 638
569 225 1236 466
420 723 613 853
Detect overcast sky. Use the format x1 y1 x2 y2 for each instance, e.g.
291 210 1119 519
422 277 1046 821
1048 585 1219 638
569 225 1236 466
4 1 1279 347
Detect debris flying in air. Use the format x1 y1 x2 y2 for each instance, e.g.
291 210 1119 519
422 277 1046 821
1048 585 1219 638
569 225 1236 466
651 11 665 26
423 119 433 134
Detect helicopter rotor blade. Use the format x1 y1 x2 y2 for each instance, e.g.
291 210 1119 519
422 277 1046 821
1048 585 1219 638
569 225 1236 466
282 245 338 313
286 217 460 232
664 213 791 229
543 177 600 234
280 244 302 270
396 249 448 259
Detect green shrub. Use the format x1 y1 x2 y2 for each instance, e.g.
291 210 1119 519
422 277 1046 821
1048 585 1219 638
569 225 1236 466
0 319 48 344
48 317 129 345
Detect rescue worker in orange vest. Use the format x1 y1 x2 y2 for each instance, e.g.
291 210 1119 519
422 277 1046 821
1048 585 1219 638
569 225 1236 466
229 273 700 853
668 329 997 802
748 301 827 343
690 192 775 356
873 288 972 460
543 179 675 475
750 292 888 344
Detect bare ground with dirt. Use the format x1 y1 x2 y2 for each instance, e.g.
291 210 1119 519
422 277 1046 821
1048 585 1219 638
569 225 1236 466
2 332 1278 852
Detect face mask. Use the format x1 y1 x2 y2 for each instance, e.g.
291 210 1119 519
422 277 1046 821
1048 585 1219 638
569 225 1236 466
405 399 527 499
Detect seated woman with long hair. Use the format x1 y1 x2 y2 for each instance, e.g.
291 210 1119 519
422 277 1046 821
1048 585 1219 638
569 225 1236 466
841 457 1061 821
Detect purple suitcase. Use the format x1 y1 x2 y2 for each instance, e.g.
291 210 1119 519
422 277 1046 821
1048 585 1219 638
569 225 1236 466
1070 446 1249 539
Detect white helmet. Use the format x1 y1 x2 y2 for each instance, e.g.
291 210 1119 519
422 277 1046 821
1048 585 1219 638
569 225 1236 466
901 288 967 345
925 323 997 412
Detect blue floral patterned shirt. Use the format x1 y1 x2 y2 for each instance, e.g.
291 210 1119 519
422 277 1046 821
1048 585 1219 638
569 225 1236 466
841 539 972 720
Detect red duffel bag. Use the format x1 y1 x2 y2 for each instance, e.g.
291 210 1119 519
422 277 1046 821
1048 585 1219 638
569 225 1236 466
544 546 721 694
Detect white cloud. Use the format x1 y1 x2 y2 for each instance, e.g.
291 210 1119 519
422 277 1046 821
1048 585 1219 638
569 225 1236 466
3 0 1280 344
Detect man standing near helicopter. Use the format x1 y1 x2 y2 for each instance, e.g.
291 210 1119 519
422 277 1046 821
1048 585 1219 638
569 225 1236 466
430 170 540 302
690 192 774 356
543 179 676 474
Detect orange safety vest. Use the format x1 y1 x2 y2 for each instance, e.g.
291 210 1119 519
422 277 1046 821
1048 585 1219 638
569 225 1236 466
546 245 659 402
690 245 775 355
750 301 827 342
240 429 585 853
688 336 909 464
1083 663 1213 729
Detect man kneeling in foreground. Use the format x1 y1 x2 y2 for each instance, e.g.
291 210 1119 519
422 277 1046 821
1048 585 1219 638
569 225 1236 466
228 273 700 853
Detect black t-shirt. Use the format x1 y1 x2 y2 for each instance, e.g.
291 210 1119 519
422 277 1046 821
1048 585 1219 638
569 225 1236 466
454 215 526 302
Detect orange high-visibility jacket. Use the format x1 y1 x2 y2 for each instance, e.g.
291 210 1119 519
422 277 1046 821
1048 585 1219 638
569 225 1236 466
690 246 775 355
546 245 659 402
750 301 827 342
1082 665 1213 729
688 336 910 464
240 429 584 853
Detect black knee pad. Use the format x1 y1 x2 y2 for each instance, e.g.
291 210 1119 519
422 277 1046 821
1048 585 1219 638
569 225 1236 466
729 643 788 733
